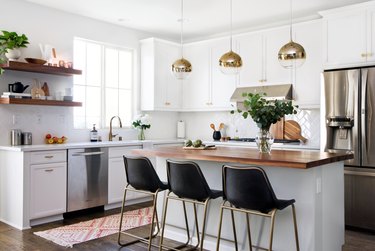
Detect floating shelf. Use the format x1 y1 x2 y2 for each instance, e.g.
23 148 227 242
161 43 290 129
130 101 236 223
1 61 82 76
0 98 82 107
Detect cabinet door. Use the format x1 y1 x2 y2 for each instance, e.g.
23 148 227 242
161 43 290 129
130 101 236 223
324 11 367 67
108 157 128 203
294 21 323 107
235 33 264 86
210 39 237 110
30 163 67 219
367 8 375 62
154 40 182 110
264 27 292 85
183 43 211 110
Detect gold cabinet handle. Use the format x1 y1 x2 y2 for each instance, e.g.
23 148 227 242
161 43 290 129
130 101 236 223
44 169 54 172
164 102 171 106
44 155 54 159
259 79 267 83
368 52 373 57
361 53 367 57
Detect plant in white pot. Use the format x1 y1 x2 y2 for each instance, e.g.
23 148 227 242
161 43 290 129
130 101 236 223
0 30 29 63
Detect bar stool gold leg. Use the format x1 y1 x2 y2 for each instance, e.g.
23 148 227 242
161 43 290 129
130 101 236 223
231 208 239 251
193 203 200 249
147 192 159 250
216 203 225 251
159 194 169 251
292 204 300 251
200 199 210 251
117 186 128 245
268 210 277 251
246 213 253 251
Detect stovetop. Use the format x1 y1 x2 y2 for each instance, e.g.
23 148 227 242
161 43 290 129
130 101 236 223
229 138 301 144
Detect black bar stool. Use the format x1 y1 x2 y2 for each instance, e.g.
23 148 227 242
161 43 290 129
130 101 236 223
159 160 223 251
216 165 300 251
118 156 169 250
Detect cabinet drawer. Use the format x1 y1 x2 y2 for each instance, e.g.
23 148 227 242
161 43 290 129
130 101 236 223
109 145 142 158
30 150 67 164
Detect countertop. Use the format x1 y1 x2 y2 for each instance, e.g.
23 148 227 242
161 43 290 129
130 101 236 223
204 140 320 151
0 139 184 152
132 145 353 169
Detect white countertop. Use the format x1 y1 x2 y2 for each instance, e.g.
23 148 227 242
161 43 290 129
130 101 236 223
0 139 184 152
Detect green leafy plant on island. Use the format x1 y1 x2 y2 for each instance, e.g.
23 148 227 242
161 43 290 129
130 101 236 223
0 30 30 75
231 92 298 130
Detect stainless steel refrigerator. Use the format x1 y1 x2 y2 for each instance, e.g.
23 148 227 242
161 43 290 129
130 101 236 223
322 67 375 231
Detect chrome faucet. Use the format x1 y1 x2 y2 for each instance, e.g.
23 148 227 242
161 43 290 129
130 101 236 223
109 116 123 141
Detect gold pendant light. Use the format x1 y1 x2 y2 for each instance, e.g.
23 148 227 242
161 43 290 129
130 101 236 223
278 0 306 68
172 0 192 80
219 0 242 75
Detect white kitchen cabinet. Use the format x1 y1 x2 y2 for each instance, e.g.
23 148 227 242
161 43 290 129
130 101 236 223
29 150 67 220
183 42 211 110
293 20 323 107
234 26 290 87
108 145 144 204
140 38 182 111
320 2 375 69
183 39 235 111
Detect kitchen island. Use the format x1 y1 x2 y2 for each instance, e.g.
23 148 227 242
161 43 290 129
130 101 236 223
133 146 353 251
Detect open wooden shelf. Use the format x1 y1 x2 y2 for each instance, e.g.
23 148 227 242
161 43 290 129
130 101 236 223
0 98 82 107
1 61 82 76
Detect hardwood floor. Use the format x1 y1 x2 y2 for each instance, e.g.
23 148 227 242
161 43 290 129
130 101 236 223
0 202 374 251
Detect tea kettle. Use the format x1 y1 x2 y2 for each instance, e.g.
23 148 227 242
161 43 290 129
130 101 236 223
8 82 30 93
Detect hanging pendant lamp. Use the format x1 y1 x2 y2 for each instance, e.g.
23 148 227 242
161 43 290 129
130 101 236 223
172 0 192 80
219 0 242 75
278 0 306 68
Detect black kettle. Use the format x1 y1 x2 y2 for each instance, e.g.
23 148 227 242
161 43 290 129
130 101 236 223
8 82 30 93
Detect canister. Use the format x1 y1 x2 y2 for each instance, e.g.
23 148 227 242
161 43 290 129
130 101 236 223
22 132 32 145
10 129 22 146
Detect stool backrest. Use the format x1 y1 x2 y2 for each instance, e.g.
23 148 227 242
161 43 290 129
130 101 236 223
166 160 212 202
222 165 278 213
123 156 164 193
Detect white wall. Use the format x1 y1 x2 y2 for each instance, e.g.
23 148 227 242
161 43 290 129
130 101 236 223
179 108 321 148
0 0 179 145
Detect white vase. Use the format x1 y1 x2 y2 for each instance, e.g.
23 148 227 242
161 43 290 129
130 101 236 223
5 48 21 61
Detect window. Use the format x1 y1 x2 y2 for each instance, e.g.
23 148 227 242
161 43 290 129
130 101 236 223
73 38 134 129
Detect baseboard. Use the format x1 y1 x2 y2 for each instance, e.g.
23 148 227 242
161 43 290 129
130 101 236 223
30 214 64 227
104 197 152 211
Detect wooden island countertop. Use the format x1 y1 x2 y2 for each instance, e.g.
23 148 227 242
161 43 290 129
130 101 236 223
133 146 353 169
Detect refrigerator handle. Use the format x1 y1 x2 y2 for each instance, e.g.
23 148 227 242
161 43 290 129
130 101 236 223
361 69 369 164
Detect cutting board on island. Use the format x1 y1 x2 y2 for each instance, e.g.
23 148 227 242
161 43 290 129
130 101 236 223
284 120 307 143
270 118 284 139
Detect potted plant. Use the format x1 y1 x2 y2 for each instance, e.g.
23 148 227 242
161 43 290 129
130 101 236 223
132 114 151 140
0 30 29 62
231 92 298 153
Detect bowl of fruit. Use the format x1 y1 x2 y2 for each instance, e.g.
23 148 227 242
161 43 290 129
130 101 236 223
45 134 67 144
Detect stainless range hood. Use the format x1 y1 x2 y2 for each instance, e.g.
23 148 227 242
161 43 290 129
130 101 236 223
230 84 293 109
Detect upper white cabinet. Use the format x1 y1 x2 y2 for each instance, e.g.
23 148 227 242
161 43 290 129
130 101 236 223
234 27 290 87
140 38 183 111
293 20 323 107
183 39 236 111
320 2 375 69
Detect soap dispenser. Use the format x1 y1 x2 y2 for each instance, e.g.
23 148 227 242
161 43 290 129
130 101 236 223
90 124 98 142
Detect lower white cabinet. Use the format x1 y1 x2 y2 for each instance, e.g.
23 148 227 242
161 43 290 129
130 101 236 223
30 162 67 220
108 145 143 204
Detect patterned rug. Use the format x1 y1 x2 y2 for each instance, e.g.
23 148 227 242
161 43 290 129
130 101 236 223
34 207 153 248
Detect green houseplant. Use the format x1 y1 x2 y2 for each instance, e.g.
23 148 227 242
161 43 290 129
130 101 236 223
231 92 298 153
132 114 151 140
0 30 29 73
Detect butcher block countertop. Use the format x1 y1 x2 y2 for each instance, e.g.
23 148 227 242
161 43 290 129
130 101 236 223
133 146 353 169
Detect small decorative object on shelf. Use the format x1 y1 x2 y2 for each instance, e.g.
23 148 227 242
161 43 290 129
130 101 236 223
132 114 151 140
231 93 298 153
0 30 29 74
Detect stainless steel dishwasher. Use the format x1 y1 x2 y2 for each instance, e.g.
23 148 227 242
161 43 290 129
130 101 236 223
67 148 108 212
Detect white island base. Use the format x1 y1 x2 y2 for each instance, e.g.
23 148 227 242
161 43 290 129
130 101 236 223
153 157 344 251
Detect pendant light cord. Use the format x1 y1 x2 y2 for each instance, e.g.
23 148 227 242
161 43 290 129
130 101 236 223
180 0 184 58
289 0 293 41
230 0 233 51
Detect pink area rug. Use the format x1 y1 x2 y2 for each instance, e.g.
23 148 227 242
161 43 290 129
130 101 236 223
34 207 153 248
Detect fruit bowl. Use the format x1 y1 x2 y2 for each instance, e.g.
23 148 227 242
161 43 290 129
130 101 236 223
45 134 67 144
25 58 47 65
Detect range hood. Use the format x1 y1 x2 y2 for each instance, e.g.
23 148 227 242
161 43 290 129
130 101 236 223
230 84 293 109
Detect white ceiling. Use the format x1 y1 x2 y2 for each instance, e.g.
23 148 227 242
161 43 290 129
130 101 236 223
24 0 370 41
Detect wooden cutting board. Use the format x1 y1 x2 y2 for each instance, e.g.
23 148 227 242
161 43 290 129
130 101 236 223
284 120 307 143
270 118 284 139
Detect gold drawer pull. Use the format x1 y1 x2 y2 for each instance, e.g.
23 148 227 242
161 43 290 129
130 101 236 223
368 52 373 57
44 169 54 172
44 155 54 159
259 79 267 83
165 102 171 106
361 53 367 57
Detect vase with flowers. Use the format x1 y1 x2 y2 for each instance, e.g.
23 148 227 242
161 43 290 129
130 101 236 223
231 92 298 153
132 114 151 140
